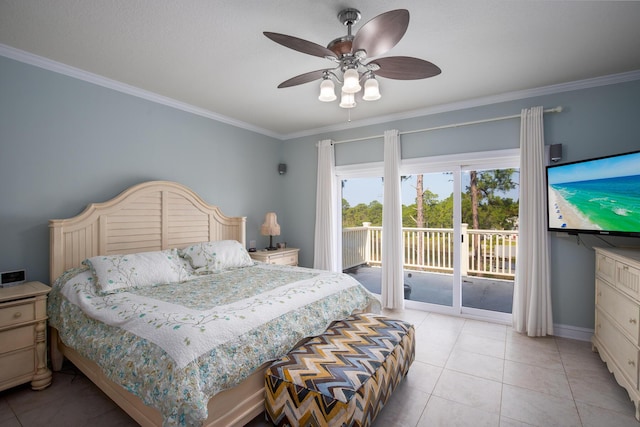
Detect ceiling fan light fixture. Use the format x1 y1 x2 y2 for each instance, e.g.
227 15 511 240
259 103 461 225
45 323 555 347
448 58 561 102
339 91 356 109
342 68 361 94
318 78 337 102
265 8 441 113
362 75 381 101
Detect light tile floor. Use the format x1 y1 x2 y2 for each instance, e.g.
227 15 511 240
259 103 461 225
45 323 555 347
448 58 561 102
1 309 639 426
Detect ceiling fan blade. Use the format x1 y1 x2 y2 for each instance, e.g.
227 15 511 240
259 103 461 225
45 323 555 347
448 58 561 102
371 56 441 80
352 9 409 58
264 32 337 59
277 69 329 88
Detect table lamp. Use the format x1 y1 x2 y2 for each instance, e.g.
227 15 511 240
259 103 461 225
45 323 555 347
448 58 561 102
261 212 281 251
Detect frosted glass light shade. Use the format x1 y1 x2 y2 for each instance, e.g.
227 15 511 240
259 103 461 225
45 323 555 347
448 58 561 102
339 91 356 109
342 68 361 94
318 79 337 102
362 77 381 101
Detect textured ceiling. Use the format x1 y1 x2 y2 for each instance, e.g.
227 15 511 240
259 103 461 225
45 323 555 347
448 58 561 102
1 0 640 139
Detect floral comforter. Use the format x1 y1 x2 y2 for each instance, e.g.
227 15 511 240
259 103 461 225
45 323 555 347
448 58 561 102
48 263 380 426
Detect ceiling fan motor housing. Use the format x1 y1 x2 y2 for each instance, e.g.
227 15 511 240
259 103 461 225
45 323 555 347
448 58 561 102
328 9 361 57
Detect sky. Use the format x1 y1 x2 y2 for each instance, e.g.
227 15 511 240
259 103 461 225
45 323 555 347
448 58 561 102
547 151 640 185
342 170 520 206
342 173 455 206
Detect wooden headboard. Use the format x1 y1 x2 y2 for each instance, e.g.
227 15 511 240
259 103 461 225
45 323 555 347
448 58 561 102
49 181 246 282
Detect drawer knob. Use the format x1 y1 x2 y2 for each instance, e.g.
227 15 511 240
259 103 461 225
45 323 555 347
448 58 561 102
13 312 22 319
597 291 602 297
629 360 636 367
631 318 638 324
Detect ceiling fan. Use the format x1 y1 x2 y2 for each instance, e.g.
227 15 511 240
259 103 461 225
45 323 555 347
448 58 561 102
264 8 441 109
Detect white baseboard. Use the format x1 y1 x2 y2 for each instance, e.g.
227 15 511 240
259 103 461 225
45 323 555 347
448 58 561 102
553 323 593 342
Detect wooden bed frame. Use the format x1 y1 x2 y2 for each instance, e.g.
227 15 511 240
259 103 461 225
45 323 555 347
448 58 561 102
48 180 266 427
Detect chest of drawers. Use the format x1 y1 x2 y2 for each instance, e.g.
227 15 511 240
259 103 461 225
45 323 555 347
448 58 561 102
592 247 640 420
0 281 52 391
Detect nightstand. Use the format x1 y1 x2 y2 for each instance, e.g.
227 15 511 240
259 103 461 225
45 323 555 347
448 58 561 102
0 281 52 391
249 247 299 266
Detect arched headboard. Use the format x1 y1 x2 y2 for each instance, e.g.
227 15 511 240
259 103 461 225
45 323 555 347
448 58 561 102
49 181 246 282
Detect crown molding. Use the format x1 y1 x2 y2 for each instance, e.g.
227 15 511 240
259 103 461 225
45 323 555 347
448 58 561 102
2 44 639 142
0 44 282 140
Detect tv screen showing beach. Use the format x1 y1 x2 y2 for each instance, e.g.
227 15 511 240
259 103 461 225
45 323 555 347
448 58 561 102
547 151 640 235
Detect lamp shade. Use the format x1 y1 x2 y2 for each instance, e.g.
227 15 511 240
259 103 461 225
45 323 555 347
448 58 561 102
362 76 381 101
342 68 361 94
339 91 356 109
318 79 337 102
260 212 281 236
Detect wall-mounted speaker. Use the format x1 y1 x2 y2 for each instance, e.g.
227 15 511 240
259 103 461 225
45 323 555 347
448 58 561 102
550 144 562 163
278 163 287 175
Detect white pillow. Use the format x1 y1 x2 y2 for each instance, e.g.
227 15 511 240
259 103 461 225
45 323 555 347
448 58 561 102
179 240 253 273
83 249 190 294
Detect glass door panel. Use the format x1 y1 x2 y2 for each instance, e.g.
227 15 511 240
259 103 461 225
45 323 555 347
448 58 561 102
461 167 519 315
341 176 383 295
401 172 455 307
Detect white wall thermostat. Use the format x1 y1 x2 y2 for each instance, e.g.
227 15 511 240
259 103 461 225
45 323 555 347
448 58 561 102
0 269 26 287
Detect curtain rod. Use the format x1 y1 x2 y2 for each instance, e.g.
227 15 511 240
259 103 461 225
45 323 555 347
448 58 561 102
332 106 563 145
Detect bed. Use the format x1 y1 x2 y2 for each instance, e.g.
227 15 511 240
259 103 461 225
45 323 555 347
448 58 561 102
48 180 380 427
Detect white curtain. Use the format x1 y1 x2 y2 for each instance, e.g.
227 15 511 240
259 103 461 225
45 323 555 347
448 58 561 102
313 139 339 272
513 106 553 336
381 130 405 309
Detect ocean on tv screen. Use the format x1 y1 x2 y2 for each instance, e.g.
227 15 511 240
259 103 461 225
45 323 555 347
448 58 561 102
548 174 640 232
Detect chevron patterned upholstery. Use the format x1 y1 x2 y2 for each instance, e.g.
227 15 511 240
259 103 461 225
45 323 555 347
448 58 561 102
265 313 415 427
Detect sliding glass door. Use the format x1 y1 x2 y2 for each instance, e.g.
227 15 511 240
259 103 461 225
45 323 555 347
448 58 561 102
337 150 518 322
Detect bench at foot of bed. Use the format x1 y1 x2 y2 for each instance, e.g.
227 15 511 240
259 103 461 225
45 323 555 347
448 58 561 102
265 313 415 427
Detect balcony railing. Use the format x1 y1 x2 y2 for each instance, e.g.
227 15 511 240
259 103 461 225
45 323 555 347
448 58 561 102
343 223 517 279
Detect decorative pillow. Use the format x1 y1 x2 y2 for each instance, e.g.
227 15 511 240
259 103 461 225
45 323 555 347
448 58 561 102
179 240 253 273
83 249 191 294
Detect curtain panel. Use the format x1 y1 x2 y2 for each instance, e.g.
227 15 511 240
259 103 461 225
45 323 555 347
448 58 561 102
313 140 339 272
513 106 553 336
381 130 405 309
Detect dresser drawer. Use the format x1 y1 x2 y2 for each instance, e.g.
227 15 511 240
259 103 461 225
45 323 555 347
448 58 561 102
0 348 35 384
617 262 640 302
596 309 639 389
0 301 35 328
597 279 640 344
596 253 616 284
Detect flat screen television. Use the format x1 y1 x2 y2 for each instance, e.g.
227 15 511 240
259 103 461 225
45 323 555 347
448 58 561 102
546 150 640 237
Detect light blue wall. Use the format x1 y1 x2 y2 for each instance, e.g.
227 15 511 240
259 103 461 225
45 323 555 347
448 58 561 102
2 52 639 331
0 56 283 283
281 78 640 330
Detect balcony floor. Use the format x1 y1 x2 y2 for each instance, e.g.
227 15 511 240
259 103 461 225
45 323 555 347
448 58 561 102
346 265 513 313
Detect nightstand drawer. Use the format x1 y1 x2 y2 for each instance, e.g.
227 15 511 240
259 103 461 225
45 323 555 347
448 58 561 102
0 301 35 328
269 253 298 265
249 248 299 266
0 325 35 354
0 348 35 384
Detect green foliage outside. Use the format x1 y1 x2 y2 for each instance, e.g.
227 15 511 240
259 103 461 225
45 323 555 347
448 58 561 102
342 170 519 230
